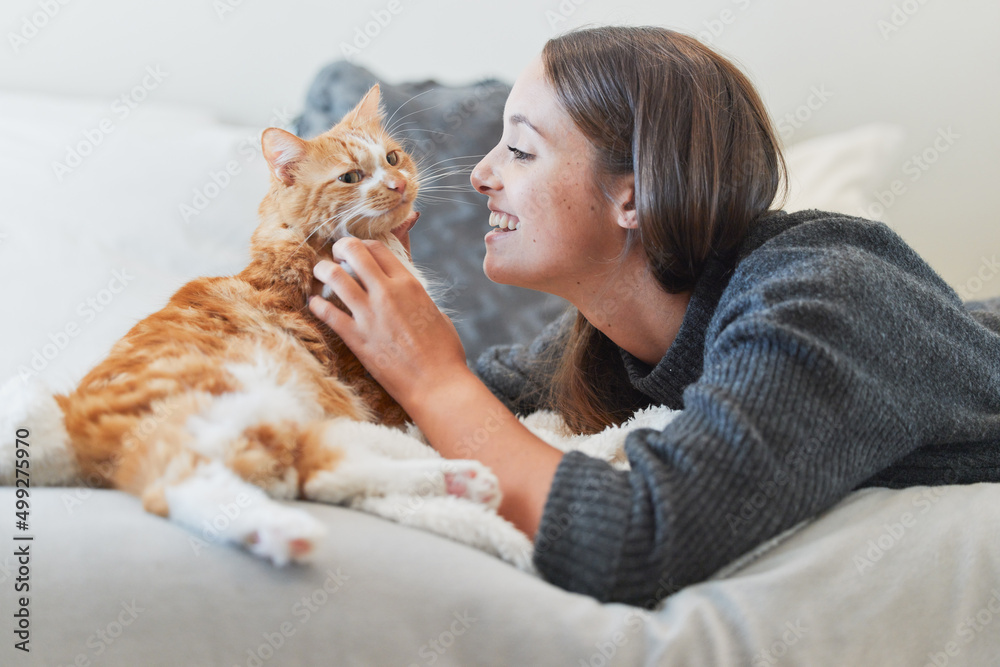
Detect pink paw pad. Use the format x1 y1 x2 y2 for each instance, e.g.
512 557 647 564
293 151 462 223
445 469 476 497
289 538 315 559
444 467 501 509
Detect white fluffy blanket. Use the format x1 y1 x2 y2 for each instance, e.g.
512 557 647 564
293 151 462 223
0 373 678 572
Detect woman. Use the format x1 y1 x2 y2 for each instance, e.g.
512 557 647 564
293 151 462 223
309 26 1000 606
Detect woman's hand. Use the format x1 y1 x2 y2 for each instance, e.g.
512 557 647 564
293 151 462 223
309 236 564 539
308 237 467 411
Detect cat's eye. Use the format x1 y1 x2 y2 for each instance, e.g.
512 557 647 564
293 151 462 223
386 150 399 166
339 170 363 184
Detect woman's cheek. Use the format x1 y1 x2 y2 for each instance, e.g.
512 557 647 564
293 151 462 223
516 176 555 222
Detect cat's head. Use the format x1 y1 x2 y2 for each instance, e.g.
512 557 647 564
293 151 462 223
259 85 419 254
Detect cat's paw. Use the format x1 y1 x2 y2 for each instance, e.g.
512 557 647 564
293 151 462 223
241 505 327 566
444 464 501 509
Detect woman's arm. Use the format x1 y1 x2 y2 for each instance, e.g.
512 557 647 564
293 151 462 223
408 369 563 538
308 237 563 538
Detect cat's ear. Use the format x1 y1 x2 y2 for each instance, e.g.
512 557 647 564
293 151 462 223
261 128 307 186
342 84 383 127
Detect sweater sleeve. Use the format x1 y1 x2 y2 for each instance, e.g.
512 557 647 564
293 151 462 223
534 314 913 605
532 220 995 605
473 310 574 415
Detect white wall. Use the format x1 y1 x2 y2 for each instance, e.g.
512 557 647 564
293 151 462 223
3 0 998 297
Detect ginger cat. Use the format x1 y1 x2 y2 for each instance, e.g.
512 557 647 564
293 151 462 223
27 86 501 565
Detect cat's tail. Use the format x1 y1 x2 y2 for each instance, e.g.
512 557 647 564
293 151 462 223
0 376 83 486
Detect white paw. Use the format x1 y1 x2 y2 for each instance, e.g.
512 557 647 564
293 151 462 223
241 504 326 566
444 463 501 510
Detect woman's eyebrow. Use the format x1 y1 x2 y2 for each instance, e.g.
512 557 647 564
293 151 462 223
508 113 544 139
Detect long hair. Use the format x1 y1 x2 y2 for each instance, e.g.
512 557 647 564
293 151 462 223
541 26 786 433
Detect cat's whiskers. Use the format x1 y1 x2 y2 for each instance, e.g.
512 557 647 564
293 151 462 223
418 164 475 178
422 183 472 192
415 194 478 207
385 104 446 138
383 89 438 134
414 155 483 171
410 170 476 190
298 213 338 249
284 203 363 261
420 152 487 164
412 158 480 182
394 128 454 141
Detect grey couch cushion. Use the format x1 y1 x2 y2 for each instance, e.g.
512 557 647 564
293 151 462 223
6 484 1000 666
295 61 568 362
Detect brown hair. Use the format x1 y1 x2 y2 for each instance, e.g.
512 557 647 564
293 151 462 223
541 26 786 433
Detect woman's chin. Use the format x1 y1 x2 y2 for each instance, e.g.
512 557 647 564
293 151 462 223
482 259 532 290
482 259 514 286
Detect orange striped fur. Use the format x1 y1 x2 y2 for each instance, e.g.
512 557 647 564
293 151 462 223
56 85 418 519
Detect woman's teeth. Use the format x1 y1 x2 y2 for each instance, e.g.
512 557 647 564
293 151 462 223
489 211 520 231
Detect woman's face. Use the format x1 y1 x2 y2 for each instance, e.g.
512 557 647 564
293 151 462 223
470 56 633 300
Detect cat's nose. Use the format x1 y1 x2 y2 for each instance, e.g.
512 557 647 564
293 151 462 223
386 178 406 195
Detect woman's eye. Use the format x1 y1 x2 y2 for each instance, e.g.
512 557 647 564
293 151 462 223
386 150 399 166
339 170 363 184
507 145 533 161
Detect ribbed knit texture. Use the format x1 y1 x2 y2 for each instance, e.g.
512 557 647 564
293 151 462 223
476 209 1000 606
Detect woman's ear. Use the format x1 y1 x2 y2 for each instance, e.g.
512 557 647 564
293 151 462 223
612 176 638 230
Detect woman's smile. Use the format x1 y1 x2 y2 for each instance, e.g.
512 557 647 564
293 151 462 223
487 209 521 231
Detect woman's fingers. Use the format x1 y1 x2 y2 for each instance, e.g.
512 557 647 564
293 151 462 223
331 237 396 286
308 293 355 339
312 259 368 314
361 239 409 278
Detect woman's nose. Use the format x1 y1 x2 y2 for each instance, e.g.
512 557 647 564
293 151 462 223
471 149 500 194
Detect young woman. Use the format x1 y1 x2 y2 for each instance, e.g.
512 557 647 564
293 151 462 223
309 26 1000 606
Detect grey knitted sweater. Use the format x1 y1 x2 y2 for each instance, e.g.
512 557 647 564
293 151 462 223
475 209 1000 607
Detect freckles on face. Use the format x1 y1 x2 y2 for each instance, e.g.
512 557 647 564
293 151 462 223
480 56 628 296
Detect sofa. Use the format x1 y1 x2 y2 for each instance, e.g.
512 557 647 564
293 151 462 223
2 62 1000 666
